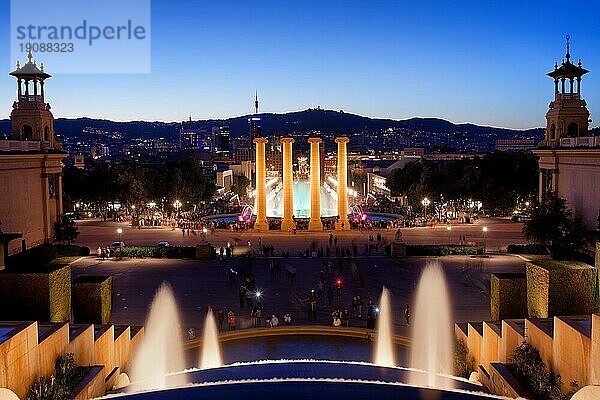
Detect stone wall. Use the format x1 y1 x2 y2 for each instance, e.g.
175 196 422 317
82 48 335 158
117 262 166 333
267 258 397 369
0 153 64 255
458 314 597 396
0 321 142 399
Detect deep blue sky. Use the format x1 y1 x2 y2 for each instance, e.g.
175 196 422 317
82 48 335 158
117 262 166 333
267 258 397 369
1 0 599 129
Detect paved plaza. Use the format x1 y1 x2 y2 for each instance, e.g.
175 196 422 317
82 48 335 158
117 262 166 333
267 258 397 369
73 217 526 255
71 250 525 339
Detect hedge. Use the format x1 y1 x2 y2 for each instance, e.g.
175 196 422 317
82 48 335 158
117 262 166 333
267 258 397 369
0 263 71 322
405 245 484 256
507 244 550 255
119 246 196 259
72 275 112 324
526 260 599 318
490 273 527 320
7 244 90 269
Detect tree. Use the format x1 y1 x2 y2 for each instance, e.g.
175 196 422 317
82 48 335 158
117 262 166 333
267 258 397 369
231 175 250 198
54 215 80 244
522 193 587 259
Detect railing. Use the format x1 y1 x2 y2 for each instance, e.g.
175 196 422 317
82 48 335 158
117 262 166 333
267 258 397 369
548 136 600 148
18 95 43 103
557 93 580 100
0 140 42 151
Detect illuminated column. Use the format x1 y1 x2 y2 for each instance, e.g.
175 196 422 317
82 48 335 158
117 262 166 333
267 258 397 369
335 136 350 230
280 138 296 232
308 137 323 231
253 137 269 231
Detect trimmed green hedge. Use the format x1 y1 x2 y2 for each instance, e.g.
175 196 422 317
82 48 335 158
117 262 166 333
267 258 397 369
7 244 90 268
72 275 112 324
490 273 527 320
0 264 71 322
406 245 484 256
119 246 196 259
454 338 475 378
526 260 599 318
507 244 550 255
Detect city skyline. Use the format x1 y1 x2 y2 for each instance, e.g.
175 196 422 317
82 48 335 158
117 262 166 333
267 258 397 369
1 0 600 129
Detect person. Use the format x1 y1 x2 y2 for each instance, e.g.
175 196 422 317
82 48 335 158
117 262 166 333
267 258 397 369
96 246 102 259
333 314 341 327
219 246 224 260
404 304 411 325
269 313 279 327
308 298 317 322
258 237 262 246
255 300 262 327
331 308 341 327
217 308 225 330
356 295 363 318
227 310 236 331
238 285 246 309
366 300 377 329
317 281 324 299
284 313 292 325
341 309 350 327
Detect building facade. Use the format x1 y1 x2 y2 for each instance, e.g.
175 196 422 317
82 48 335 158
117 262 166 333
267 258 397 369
534 39 600 229
0 53 66 255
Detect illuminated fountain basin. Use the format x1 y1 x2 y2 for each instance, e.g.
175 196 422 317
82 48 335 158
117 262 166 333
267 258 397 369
266 179 338 218
110 360 491 400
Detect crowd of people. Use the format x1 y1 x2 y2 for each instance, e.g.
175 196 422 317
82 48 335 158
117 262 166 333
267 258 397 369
200 233 413 334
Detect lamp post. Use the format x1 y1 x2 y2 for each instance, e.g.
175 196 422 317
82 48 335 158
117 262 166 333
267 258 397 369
173 200 182 215
482 226 488 253
117 228 123 259
421 197 430 221
447 224 452 244
202 226 208 241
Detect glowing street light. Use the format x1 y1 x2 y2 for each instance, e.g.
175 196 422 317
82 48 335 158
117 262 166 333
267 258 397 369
446 224 452 243
421 197 431 219
173 200 182 212
116 228 123 259
482 226 488 253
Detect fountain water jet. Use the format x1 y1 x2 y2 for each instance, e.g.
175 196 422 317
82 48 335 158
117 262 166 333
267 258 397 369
374 287 395 367
199 309 223 369
129 283 187 391
409 261 454 389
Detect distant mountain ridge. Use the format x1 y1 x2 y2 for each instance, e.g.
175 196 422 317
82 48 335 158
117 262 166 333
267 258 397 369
0 108 546 141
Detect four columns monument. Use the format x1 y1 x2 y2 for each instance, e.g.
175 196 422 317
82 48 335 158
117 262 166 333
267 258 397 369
253 136 350 231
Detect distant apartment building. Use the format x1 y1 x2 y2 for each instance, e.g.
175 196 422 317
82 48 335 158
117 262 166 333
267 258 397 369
495 139 535 152
211 125 230 156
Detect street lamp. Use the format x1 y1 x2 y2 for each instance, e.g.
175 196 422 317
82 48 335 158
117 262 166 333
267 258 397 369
446 224 452 244
202 226 208 241
421 197 430 220
482 226 488 253
173 200 182 213
117 228 123 259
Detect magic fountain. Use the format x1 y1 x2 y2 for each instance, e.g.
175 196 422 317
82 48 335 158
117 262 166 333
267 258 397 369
115 265 493 400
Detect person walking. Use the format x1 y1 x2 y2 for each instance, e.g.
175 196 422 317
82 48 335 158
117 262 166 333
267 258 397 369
404 304 411 326
217 308 225 331
366 300 377 329
341 309 350 327
227 310 236 331
238 285 246 309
